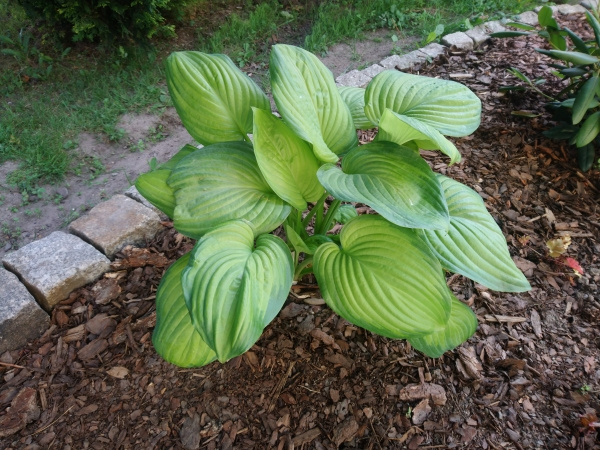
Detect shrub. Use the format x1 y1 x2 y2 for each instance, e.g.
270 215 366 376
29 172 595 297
136 44 530 368
14 0 189 43
492 6 600 171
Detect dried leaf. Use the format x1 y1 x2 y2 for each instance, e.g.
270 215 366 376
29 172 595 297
398 383 447 406
530 309 542 338
106 366 129 379
546 234 571 257
565 257 584 276
411 398 432 425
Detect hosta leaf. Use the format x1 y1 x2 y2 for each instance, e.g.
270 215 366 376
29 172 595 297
152 254 217 368
168 141 291 238
408 297 478 358
377 109 461 164
314 215 452 338
165 51 269 145
253 108 324 211
317 141 449 230
182 221 293 362
364 70 481 137
333 204 358 224
270 44 358 162
420 175 530 292
135 170 176 218
135 144 199 218
338 86 376 130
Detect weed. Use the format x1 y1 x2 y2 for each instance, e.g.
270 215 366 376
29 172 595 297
148 124 167 143
24 207 42 218
130 138 146 152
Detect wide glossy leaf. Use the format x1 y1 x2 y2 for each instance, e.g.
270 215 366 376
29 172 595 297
563 27 589 54
420 175 531 292
270 44 358 162
586 10 600 48
408 296 478 358
313 215 452 338
135 144 199 218
577 143 596 172
317 141 449 230
490 31 531 38
536 49 599 66
152 254 217 368
165 51 269 145
252 108 324 211
573 76 599 125
338 86 376 130
168 141 291 238
538 6 559 30
364 70 481 137
182 221 293 362
377 109 461 164
576 111 600 147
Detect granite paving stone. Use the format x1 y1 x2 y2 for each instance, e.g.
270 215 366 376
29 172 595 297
466 26 491 47
360 64 386 79
2 232 111 311
441 32 474 51
336 69 371 88
69 194 163 258
0 267 50 352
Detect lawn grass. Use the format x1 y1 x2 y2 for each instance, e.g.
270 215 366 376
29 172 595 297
1 0 541 192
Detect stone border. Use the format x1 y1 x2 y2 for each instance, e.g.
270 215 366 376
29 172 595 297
0 2 590 353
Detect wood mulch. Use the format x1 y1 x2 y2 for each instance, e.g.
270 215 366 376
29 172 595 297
1 13 599 450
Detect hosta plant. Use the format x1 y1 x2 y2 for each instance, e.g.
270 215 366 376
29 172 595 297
136 44 530 368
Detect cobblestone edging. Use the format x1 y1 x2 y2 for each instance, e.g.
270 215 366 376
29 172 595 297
0 3 590 353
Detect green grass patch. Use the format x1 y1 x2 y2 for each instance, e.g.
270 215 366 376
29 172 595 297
1 0 542 191
304 0 540 53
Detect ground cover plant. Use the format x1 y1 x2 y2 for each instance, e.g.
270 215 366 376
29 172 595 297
136 44 530 368
493 5 600 171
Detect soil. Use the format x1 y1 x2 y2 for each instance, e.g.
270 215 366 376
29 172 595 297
2 12 600 450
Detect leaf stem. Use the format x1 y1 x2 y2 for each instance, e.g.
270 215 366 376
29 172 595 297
302 192 329 229
294 256 314 280
317 199 341 235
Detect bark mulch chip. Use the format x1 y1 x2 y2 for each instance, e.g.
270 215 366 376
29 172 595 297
1 18 600 449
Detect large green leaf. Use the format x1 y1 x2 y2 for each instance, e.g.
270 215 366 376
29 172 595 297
182 221 293 362
252 108 324 211
536 49 599 66
408 296 478 358
165 51 269 145
420 175 530 292
317 141 449 230
377 109 461 164
364 70 481 137
270 44 358 163
135 144 199 218
573 76 599 125
152 253 217 368
168 141 291 239
576 111 600 147
313 215 452 338
338 86 376 130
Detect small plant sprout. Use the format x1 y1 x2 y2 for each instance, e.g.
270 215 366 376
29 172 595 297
137 44 530 368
